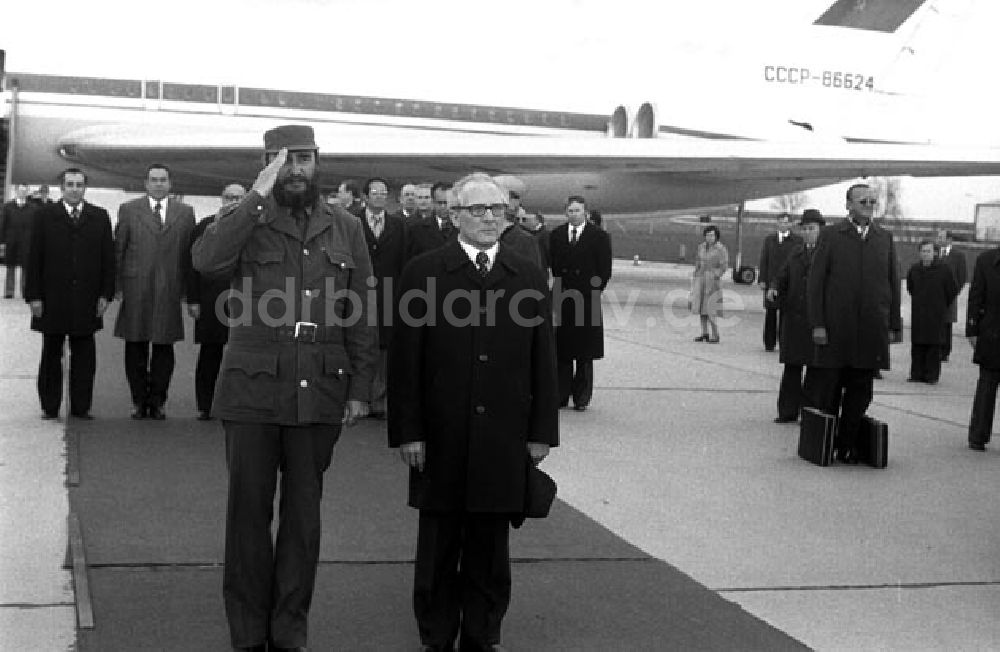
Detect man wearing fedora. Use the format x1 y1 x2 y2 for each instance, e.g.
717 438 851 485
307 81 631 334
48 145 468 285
192 125 376 652
389 172 558 652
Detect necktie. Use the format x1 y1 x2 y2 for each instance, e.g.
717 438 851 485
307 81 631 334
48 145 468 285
71 206 80 224
570 227 578 244
476 251 490 276
371 215 383 238
154 201 163 223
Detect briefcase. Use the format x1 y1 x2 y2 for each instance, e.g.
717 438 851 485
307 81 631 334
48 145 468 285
798 407 837 467
858 416 889 469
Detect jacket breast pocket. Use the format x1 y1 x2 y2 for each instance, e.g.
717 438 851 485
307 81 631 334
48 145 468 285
247 249 286 291
215 350 279 414
320 249 359 316
314 350 353 419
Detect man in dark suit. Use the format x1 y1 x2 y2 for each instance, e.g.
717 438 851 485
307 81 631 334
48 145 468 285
397 183 420 223
186 183 246 420
758 212 802 352
24 169 115 419
415 183 435 221
193 126 376 652
522 212 550 273
936 229 967 362
336 179 365 217
965 245 1000 451
113 163 196 420
1 184 37 299
406 181 457 260
498 186 543 270
549 195 613 411
361 176 407 418
389 172 558 652
807 184 901 463
768 209 824 423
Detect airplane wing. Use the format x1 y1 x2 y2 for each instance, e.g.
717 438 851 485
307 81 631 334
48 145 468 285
58 123 1000 206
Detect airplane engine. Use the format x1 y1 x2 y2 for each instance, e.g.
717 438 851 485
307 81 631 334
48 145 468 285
609 105 628 137
631 102 657 138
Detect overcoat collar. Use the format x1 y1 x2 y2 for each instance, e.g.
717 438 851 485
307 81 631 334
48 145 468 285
442 239 520 288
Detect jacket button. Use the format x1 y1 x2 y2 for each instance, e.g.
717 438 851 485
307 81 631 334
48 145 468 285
303 248 310 255
475 405 486 414
299 379 309 388
478 354 488 362
304 289 315 298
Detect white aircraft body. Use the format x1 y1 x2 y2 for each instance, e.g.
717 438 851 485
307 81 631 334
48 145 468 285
3 0 999 212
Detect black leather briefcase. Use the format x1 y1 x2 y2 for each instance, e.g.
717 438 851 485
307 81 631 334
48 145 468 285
798 407 837 467
858 416 889 469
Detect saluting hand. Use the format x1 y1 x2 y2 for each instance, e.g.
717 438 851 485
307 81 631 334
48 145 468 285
251 148 288 198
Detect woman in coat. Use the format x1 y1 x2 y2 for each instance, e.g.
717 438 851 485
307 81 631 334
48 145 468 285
690 225 729 343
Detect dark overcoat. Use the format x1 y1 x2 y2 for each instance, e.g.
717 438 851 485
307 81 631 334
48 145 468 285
360 211 407 350
966 248 1000 370
405 216 456 261
186 215 231 345
906 262 958 345
941 247 968 323
388 240 559 513
774 244 815 366
500 223 543 270
549 222 612 361
0 200 38 266
807 219 901 370
759 231 803 289
192 191 377 425
113 196 195 343
24 201 115 335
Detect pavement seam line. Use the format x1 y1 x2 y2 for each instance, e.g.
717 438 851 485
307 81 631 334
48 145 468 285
82 556 654 570
68 512 95 629
716 579 1000 593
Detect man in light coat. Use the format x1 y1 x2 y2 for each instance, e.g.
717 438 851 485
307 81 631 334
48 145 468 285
114 163 196 420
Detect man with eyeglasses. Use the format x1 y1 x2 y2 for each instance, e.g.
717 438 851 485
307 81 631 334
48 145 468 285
361 176 407 418
405 181 457 261
549 195 612 411
390 172 558 652
806 183 901 464
186 183 246 420
192 125 376 652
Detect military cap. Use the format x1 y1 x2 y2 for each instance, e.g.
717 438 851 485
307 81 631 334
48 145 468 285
263 124 318 152
800 208 825 227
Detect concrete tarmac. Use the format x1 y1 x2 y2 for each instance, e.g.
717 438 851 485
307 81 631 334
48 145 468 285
1 259 997 650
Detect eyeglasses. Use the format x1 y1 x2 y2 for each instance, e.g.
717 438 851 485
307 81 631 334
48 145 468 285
856 199 877 206
456 204 507 217
222 194 244 202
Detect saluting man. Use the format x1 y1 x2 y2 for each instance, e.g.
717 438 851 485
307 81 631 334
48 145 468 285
192 125 376 652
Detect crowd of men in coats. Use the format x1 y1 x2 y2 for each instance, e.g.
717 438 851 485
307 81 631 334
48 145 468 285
3 124 613 651
756 186 994 460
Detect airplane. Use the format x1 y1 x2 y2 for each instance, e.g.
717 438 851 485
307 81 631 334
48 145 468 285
2 0 1000 215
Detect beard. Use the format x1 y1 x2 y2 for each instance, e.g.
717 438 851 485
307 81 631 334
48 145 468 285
273 173 320 209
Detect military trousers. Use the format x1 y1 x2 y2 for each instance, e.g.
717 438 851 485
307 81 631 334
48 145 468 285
223 420 341 649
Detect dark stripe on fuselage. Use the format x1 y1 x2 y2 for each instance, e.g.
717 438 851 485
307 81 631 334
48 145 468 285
5 72 608 133
814 0 925 33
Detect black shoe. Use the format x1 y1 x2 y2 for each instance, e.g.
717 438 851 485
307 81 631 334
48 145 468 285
148 405 166 420
71 412 94 420
196 410 212 421
694 335 709 342
233 645 266 652
774 416 797 424
707 337 720 343
41 411 58 420
131 405 147 420
969 442 986 452
906 377 919 382
873 371 883 379
835 447 860 464
3 294 12 299
941 356 950 363
269 645 306 652
573 404 588 411
765 346 775 352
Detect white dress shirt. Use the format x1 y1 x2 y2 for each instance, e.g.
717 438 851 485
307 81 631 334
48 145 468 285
459 239 498 271
568 221 586 242
148 196 169 223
